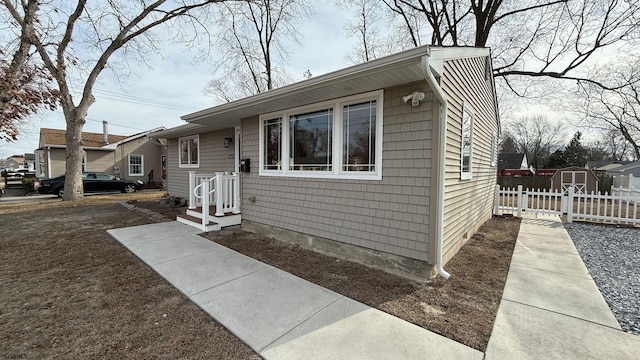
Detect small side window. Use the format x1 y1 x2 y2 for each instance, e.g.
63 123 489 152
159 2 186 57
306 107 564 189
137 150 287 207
461 105 473 180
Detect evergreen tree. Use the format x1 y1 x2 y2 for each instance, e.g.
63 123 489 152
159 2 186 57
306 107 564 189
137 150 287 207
564 132 589 167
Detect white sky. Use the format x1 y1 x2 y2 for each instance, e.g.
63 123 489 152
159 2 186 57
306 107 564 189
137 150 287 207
1 2 593 158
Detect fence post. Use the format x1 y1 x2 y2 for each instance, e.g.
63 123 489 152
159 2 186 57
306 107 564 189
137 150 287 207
201 180 209 231
233 173 241 214
494 184 500 215
567 186 574 223
215 172 224 217
517 185 523 218
188 171 196 209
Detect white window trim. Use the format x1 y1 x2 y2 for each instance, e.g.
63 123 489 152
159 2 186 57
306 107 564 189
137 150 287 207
259 90 384 180
178 135 200 168
128 154 144 177
460 104 474 180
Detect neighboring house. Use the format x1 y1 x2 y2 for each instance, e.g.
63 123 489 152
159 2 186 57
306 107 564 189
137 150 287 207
497 153 530 176
585 160 630 172
156 45 500 279
36 125 167 185
3 154 34 172
23 153 36 172
4 157 21 171
607 160 640 177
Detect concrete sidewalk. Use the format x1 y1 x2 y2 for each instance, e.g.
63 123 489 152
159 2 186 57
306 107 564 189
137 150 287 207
108 222 482 360
485 215 639 359
108 217 640 359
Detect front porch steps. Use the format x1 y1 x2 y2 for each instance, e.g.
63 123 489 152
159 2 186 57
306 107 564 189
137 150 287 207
176 206 242 232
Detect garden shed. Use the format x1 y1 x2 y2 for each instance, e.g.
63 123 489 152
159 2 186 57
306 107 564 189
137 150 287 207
550 166 599 194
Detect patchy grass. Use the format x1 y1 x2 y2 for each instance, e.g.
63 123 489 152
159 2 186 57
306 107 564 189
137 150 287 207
0 192 258 359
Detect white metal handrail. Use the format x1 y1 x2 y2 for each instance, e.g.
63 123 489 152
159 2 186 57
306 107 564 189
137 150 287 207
188 171 241 231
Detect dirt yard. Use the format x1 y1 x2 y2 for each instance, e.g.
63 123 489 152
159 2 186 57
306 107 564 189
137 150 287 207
0 192 259 359
1 191 520 357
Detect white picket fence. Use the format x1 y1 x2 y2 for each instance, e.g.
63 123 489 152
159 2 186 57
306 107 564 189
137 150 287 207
611 174 640 198
494 185 640 227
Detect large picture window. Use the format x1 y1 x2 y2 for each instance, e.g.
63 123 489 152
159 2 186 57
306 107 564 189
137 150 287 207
290 109 333 171
259 90 383 180
179 135 199 167
461 105 473 179
128 154 144 176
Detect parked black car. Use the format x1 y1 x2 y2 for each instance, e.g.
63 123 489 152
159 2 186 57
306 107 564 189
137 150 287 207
36 172 144 197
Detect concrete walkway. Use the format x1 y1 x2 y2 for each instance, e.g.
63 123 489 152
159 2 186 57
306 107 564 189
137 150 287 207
107 222 482 360
485 215 639 359
107 216 640 359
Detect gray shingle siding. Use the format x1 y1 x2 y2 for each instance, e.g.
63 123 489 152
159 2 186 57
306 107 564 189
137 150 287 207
240 84 433 261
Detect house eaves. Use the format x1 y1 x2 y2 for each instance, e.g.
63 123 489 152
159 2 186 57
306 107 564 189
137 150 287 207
181 45 442 127
103 126 167 149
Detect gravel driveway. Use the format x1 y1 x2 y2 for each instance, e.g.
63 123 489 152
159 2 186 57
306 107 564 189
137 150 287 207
564 222 640 335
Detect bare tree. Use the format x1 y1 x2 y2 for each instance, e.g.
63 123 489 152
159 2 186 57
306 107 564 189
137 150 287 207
567 57 640 160
204 0 312 102
340 0 398 64
1 0 59 142
358 1 640 94
2 0 226 200
505 115 565 168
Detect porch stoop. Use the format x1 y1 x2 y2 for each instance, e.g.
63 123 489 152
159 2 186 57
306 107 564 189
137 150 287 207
176 206 242 232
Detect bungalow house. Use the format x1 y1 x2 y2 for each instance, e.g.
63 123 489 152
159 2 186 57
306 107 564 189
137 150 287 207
155 46 500 280
36 125 167 186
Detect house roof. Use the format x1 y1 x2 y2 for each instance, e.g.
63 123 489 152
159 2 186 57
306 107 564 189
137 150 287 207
40 128 128 149
607 160 640 177
498 153 527 170
155 46 493 139
586 160 630 170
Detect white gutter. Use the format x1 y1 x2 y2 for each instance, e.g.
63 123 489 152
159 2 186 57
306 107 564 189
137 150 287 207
422 55 451 279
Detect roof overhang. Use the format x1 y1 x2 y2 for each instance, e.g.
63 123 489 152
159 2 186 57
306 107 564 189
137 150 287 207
180 46 437 128
157 46 492 138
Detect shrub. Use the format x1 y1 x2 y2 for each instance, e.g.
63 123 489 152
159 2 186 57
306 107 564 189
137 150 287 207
21 176 38 194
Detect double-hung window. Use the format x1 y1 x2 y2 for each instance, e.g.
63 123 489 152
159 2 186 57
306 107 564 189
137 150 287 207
128 154 144 176
179 135 199 168
260 90 383 180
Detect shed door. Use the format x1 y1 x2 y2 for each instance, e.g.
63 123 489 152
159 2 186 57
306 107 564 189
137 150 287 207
561 171 587 194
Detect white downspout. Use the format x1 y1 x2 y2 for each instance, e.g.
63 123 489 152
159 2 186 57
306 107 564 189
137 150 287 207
422 55 450 279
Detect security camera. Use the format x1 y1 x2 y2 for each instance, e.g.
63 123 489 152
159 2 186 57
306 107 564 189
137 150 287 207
402 91 426 106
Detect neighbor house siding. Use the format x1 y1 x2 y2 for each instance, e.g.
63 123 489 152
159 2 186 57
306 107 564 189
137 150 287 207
48 148 66 177
116 138 165 181
166 129 236 199
86 150 115 173
239 84 434 261
440 56 498 264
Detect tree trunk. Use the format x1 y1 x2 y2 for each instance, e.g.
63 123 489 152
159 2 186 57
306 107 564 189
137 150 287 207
62 104 90 201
